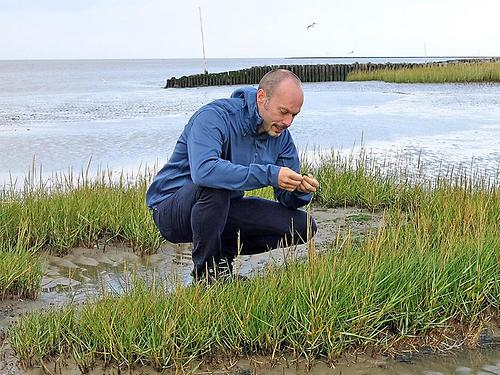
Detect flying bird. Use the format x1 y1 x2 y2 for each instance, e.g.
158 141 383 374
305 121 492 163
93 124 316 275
306 22 317 31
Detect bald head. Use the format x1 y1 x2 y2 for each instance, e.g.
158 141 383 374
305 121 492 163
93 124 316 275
256 69 304 137
258 69 302 99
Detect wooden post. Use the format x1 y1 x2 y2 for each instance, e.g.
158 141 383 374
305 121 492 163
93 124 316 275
163 61 451 88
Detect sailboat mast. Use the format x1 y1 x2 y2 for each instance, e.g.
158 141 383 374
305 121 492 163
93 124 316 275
199 7 208 74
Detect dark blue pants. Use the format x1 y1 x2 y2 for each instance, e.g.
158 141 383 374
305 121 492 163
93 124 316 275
152 181 317 276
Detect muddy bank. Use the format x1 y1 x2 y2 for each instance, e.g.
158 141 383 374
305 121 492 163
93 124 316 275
2 340 500 375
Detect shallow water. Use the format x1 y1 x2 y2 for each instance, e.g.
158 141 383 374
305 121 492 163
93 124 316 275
1 59 499 188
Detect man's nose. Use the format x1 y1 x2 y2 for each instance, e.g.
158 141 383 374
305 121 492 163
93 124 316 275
283 113 293 126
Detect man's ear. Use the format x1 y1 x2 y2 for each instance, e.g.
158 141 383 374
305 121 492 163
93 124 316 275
256 88 266 104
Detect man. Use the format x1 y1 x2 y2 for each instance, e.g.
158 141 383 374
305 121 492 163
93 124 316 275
146 69 319 281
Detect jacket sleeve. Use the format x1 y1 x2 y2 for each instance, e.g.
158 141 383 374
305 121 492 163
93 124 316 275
274 132 312 209
187 108 281 190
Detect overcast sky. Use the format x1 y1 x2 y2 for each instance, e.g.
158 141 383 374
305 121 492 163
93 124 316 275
1 0 499 60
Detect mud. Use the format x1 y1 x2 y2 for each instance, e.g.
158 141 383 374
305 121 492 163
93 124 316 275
3 346 500 375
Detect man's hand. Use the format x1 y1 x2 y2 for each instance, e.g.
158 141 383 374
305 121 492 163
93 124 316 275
296 173 319 193
278 167 304 191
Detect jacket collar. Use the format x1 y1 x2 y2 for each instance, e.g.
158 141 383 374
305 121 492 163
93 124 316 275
245 100 263 137
230 87 264 137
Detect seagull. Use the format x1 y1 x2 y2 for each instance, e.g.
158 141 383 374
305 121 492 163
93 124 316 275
306 22 317 31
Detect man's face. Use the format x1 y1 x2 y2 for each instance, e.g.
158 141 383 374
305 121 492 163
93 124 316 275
256 78 304 137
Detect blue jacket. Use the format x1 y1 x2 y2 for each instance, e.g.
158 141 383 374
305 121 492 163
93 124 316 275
146 86 312 209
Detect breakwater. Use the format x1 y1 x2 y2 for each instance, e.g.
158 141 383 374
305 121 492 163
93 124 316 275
164 59 492 88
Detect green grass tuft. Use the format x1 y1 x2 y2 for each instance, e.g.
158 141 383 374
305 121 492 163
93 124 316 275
0 226 42 299
347 62 500 83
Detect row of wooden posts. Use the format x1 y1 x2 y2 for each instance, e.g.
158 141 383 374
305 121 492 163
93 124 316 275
165 61 456 88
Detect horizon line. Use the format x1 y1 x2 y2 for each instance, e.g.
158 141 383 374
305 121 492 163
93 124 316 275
0 55 499 62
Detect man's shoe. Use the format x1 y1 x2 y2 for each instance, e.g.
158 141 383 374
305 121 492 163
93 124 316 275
192 258 247 285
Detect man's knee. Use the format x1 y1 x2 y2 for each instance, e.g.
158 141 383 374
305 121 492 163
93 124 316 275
191 186 232 235
196 185 231 206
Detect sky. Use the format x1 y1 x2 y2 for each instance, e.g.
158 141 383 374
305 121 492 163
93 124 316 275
1 0 499 60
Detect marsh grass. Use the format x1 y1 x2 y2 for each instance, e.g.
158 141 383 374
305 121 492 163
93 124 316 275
1 166 163 257
0 225 42 299
1 150 497 300
347 62 500 83
8 154 500 369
